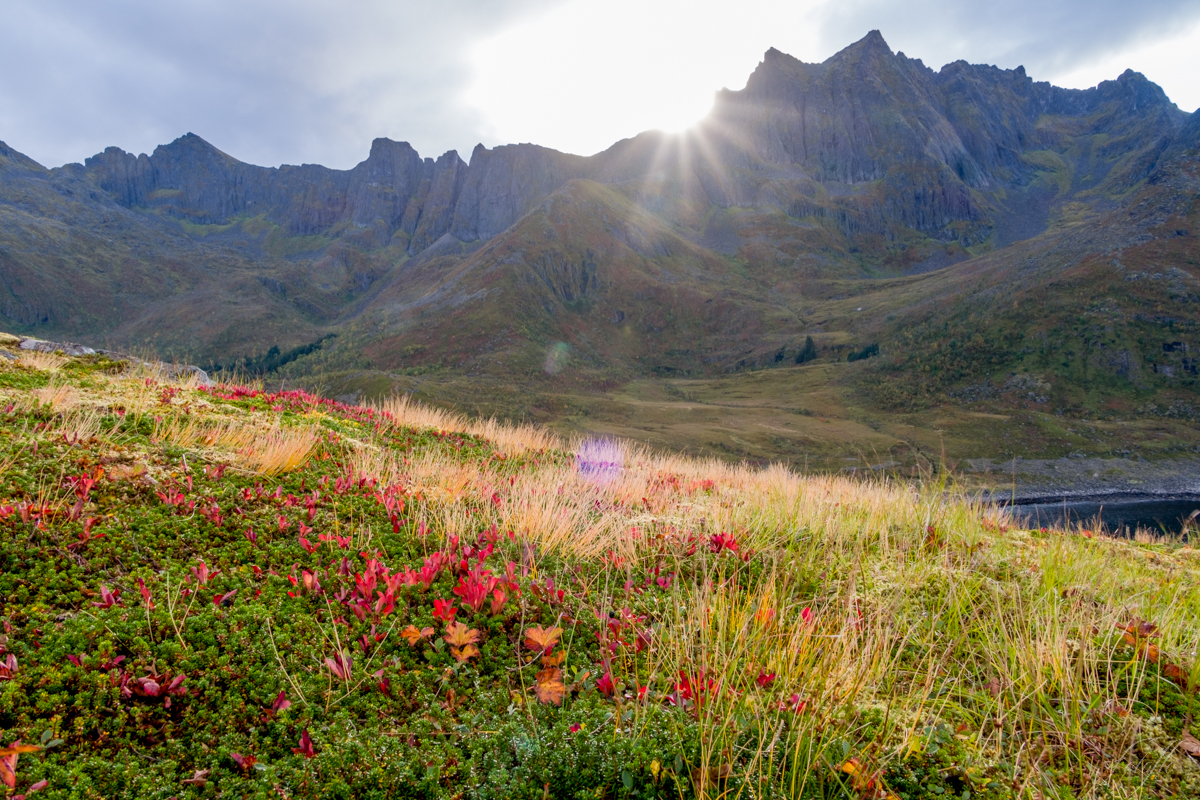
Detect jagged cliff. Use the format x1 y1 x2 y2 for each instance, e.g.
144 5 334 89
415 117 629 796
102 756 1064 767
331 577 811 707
1 31 1197 434
77 31 1189 263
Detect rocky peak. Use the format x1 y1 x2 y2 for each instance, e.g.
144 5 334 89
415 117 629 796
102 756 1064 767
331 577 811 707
51 32 1195 263
0 140 47 173
834 29 894 62
346 138 425 230
712 28 974 187
1095 69 1181 116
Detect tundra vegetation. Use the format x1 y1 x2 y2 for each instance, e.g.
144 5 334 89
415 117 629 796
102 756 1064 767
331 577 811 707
1 345 1200 799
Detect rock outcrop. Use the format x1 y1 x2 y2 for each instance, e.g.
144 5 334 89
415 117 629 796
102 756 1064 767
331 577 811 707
78 31 1190 259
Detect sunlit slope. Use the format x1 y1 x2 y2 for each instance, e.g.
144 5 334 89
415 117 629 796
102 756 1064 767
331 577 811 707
852 115 1200 417
347 179 801 377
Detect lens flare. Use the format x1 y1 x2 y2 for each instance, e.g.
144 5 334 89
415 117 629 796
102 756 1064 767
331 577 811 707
543 342 570 375
575 437 624 486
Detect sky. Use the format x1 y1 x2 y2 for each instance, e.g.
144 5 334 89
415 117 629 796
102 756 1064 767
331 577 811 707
2 0 1198 170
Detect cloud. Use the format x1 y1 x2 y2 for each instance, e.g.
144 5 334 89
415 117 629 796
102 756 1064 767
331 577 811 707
0 0 563 169
465 0 1200 158
2 0 1197 170
816 0 1200 78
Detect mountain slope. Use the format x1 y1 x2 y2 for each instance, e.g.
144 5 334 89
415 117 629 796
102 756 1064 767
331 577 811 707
0 31 1197 468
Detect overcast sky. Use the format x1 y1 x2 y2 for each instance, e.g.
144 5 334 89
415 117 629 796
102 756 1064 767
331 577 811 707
3 0 1198 170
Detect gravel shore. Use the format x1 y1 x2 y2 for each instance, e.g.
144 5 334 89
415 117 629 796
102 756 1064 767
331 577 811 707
962 455 1200 503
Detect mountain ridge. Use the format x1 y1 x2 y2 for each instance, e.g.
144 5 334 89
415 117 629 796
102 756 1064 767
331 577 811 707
1 31 1197 468
67 31 1191 264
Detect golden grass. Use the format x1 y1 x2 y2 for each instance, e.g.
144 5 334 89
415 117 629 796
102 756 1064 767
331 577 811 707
338 423 1200 796
373 393 558 455
29 380 78 412
16 350 69 371
153 415 318 475
51 406 104 445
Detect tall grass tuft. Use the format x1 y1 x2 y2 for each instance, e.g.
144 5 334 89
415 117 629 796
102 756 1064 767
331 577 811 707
16 350 69 372
374 393 558 455
154 416 318 475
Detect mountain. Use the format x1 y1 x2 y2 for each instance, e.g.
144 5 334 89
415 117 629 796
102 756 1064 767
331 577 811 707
1 31 1197 471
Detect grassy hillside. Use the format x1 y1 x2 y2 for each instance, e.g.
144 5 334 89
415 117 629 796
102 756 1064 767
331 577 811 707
269 138 1199 476
3 341 1200 798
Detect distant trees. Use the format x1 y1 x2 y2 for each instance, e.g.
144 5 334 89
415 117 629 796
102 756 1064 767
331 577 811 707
206 334 336 376
847 343 879 362
795 336 818 364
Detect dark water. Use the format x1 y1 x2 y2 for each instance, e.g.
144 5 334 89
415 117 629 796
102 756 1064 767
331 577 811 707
1005 496 1200 536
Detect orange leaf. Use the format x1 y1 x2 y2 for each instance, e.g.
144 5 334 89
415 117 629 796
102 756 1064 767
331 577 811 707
444 621 481 649
400 625 435 646
839 757 860 775
1103 699 1130 717
542 651 565 667
0 744 40 757
1122 619 1160 638
1164 662 1190 688
534 666 566 705
450 643 480 662
524 625 563 654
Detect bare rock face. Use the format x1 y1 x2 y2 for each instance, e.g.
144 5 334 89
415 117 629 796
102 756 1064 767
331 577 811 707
407 151 468 255
345 138 425 231
450 144 590 243
62 30 1196 261
77 30 1190 260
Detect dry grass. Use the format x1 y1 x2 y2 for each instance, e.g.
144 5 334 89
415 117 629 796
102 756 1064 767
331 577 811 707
373 393 559 455
16 350 69 371
50 406 104 445
30 380 78 412
153 415 318 475
338 424 1200 797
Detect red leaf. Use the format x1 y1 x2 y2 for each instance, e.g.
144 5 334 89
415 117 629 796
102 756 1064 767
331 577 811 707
190 560 218 586
324 651 353 681
92 584 121 609
136 578 154 610
432 598 458 622
271 689 292 714
293 729 316 758
230 752 257 771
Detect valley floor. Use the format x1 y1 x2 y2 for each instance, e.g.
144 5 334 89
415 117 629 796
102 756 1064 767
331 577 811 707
317 360 1200 496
